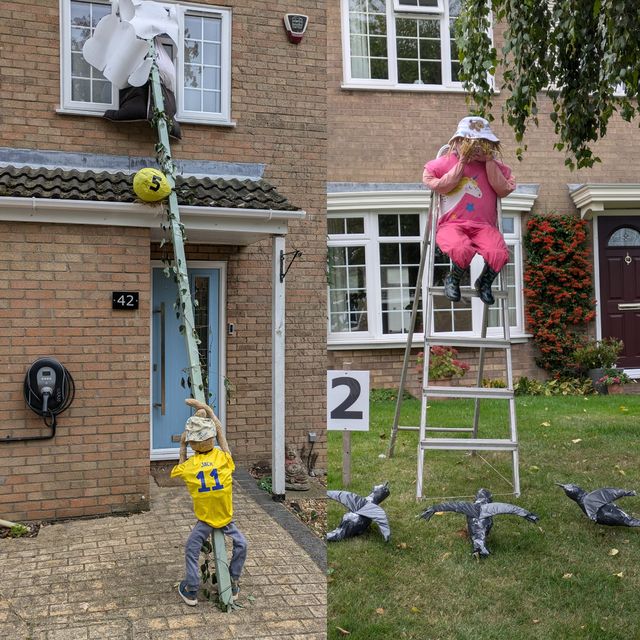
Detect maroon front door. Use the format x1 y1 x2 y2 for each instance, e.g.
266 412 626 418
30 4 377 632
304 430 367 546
598 216 640 368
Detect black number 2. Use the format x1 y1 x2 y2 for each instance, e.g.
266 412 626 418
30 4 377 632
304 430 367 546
149 175 162 192
330 377 363 420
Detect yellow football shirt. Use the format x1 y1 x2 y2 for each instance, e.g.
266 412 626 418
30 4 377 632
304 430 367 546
171 448 235 528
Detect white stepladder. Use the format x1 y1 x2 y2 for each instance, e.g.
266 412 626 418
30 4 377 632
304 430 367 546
387 145 520 500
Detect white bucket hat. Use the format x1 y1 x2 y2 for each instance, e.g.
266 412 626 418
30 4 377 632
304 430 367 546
185 414 216 442
449 116 499 144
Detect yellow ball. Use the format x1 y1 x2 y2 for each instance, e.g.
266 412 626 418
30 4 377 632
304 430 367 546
133 168 171 202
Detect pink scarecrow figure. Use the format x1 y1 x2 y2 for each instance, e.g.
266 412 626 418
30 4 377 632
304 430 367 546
423 116 516 305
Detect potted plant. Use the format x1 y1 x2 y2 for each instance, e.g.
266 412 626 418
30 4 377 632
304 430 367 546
416 346 471 382
596 369 634 395
573 338 623 393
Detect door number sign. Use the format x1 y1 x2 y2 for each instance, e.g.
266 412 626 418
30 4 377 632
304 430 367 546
327 370 370 431
112 291 139 310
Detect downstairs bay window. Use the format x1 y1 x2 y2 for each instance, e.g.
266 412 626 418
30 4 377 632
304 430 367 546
327 198 528 347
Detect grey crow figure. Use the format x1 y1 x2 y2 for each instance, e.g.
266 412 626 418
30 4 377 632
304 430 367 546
327 482 391 542
556 483 640 527
419 488 539 557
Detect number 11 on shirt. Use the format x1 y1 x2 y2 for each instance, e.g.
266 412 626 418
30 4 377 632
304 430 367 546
196 469 225 493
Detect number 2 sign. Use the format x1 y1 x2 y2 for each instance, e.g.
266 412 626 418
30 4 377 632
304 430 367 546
327 370 370 431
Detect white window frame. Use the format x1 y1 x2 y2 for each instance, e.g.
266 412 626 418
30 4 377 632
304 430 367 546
59 0 232 125
327 191 530 348
341 0 468 92
393 0 443 13
60 0 118 114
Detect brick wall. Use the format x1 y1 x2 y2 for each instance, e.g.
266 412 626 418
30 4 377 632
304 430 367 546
328 340 543 399
0 223 151 522
0 0 327 520
328 7 640 214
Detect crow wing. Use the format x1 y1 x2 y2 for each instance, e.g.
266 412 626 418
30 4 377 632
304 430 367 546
583 488 637 521
327 490 368 513
479 502 539 522
419 502 479 521
353 502 391 541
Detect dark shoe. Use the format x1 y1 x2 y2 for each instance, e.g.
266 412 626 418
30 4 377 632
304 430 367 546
474 263 499 305
231 579 240 601
443 263 466 302
178 580 198 606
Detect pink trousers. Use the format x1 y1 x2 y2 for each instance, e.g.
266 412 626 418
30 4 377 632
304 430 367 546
436 220 509 272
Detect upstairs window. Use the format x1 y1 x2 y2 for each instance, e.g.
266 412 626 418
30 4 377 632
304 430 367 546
341 0 464 90
60 0 232 124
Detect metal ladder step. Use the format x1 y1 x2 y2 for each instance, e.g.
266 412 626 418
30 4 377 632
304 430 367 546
399 425 474 432
425 335 511 349
420 437 518 451
423 386 513 399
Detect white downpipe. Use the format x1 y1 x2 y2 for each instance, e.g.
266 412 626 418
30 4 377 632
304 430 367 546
272 235 286 498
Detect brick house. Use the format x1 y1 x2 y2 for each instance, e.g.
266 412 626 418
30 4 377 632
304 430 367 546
327 1 640 393
0 0 326 522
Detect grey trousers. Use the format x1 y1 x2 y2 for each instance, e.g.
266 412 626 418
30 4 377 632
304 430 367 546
184 519 248 590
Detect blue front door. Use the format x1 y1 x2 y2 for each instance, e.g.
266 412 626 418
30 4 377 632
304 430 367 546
152 267 221 453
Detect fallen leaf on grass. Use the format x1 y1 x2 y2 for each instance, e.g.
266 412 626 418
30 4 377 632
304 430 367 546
620 406 629 412
376 608 385 615
563 573 573 579
540 421 551 427
529 465 540 472
441 552 452 560
435 511 445 516
623 539 630 544
396 542 408 549
410 607 421 614
614 572 624 578
571 439 582 444
336 627 351 635
532 619 540 624
246 595 256 602
608 548 619 556
378 454 387 459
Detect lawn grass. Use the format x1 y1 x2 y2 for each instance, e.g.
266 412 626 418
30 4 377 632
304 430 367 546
327 395 640 640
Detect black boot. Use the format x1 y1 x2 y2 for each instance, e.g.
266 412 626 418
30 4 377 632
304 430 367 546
475 263 499 305
444 263 466 302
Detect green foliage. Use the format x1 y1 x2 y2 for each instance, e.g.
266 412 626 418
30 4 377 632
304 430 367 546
456 1 640 168
258 476 273 493
514 376 593 396
8 523 29 538
482 378 506 388
417 346 471 380
573 338 623 371
369 388 414 403
523 214 595 377
199 537 217 601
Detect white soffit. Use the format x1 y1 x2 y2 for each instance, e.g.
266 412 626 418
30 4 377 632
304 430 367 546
328 188 538 213
570 184 640 219
0 197 305 246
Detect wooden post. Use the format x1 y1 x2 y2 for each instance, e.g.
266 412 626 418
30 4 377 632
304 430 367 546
342 361 351 486
272 235 286 500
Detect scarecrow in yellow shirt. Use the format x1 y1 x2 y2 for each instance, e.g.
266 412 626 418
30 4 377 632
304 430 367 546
171 398 247 606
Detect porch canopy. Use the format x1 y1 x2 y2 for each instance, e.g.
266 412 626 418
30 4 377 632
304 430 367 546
570 183 640 219
0 154 304 498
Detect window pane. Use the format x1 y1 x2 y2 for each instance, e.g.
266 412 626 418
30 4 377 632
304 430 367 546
328 219 345 235
204 43 221 66
328 244 368 333
204 17 222 41
72 78 90 102
488 247 516 328
185 15 202 39
379 214 399 236
448 0 462 17
398 60 419 84
420 39 441 60
418 19 440 38
193 276 210 398
347 218 365 233
608 227 640 246
432 248 472 332
420 61 442 84
402 243 420 263
502 216 514 234
397 38 418 59
380 244 400 264
202 91 221 113
400 214 420 236
349 3 388 80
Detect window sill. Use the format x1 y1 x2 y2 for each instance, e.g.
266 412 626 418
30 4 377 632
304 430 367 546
56 107 236 127
328 333 532 350
341 83 466 93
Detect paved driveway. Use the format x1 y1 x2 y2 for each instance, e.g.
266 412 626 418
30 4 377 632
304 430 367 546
0 471 326 639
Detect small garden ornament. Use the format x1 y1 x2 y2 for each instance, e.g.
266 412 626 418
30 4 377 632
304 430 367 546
423 116 516 305
284 444 311 491
419 488 539 557
171 399 248 606
327 481 391 542
556 483 640 527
